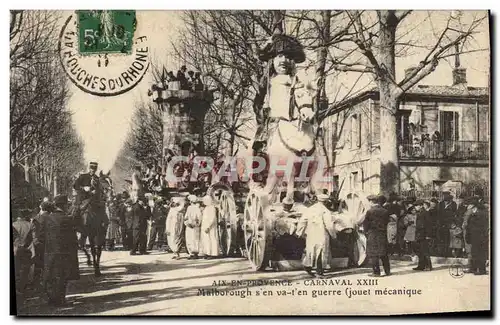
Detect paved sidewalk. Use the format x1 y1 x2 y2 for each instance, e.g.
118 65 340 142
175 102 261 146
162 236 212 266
17 250 490 316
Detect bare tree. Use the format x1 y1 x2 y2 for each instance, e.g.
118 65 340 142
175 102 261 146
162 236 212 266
10 10 84 198
127 101 163 166
320 10 488 195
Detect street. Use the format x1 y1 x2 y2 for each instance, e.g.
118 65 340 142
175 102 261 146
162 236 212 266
18 250 490 316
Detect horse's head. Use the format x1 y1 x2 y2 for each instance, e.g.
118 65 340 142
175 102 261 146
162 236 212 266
295 81 316 124
98 170 114 197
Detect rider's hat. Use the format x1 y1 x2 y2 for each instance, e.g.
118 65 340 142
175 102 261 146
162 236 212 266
367 194 379 202
258 34 306 63
89 162 98 170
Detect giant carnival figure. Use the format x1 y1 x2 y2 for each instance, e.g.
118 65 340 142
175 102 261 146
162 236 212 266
252 33 318 206
72 162 111 276
238 32 369 272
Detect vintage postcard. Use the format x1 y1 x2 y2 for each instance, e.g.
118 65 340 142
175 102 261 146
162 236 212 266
10 9 491 316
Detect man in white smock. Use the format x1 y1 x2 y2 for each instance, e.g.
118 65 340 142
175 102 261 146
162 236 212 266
184 195 201 259
200 195 219 259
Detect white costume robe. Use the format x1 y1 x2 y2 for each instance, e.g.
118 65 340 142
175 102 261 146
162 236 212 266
165 204 185 253
184 204 201 255
200 205 219 257
301 202 336 270
130 171 143 203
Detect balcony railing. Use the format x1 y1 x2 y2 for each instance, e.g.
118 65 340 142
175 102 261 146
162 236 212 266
399 140 489 161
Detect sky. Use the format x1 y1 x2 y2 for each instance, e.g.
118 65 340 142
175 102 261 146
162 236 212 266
68 11 183 172
66 10 490 172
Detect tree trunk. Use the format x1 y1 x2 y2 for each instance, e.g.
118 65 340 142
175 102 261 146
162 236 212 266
377 10 400 195
314 10 331 113
24 156 29 182
53 174 58 197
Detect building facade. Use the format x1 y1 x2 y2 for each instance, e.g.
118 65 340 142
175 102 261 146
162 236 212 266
321 71 489 198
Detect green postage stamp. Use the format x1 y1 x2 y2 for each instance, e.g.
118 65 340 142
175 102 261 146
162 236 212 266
78 10 136 55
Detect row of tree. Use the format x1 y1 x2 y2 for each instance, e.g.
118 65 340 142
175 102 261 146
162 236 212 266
122 10 487 195
10 10 85 210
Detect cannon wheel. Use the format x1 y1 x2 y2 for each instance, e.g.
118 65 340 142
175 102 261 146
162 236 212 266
208 184 239 256
243 190 272 271
343 191 370 266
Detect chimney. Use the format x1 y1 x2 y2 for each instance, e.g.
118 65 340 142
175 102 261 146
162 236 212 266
404 66 417 80
452 68 467 85
452 42 467 85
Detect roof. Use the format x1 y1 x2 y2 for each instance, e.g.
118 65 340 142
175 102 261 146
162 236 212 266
405 84 488 98
324 83 489 118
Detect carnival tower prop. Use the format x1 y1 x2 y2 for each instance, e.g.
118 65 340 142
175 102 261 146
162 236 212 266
149 74 213 192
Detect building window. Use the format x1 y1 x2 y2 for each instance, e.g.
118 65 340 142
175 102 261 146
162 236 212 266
397 110 412 144
349 171 364 191
440 111 460 141
350 114 361 149
350 171 358 191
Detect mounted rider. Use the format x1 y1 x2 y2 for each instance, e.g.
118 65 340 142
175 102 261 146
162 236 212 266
72 161 107 229
73 162 101 208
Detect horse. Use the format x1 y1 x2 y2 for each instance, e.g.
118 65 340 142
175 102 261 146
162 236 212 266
75 171 113 276
262 83 319 204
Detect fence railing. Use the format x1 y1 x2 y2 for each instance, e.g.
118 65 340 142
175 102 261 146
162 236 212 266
400 187 489 201
399 140 489 161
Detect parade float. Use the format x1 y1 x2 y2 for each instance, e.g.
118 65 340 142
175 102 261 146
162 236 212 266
149 34 369 270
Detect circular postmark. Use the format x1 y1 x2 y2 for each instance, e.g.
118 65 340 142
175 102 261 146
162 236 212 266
58 10 150 97
449 262 465 279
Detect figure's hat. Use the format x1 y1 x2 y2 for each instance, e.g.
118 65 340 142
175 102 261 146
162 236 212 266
258 34 306 63
89 162 98 170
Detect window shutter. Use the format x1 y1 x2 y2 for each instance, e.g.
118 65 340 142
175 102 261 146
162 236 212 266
454 112 459 140
439 111 445 135
360 168 364 190
357 114 362 148
372 104 380 144
350 114 355 149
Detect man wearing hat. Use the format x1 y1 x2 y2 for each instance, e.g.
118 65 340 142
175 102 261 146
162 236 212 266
123 198 135 251
464 198 489 275
13 209 35 304
73 162 100 206
252 33 306 154
362 194 391 277
184 195 202 259
39 195 79 306
130 195 150 255
147 196 168 251
302 193 336 277
166 197 186 259
30 201 54 290
413 200 434 271
200 195 219 259
437 192 457 256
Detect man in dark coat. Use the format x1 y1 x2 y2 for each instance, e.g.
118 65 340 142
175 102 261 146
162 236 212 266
124 198 134 250
437 192 457 256
362 195 391 277
413 200 434 271
147 197 167 250
30 201 54 290
465 198 489 275
130 196 150 255
13 210 35 303
39 195 79 306
73 162 100 208
177 65 188 90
